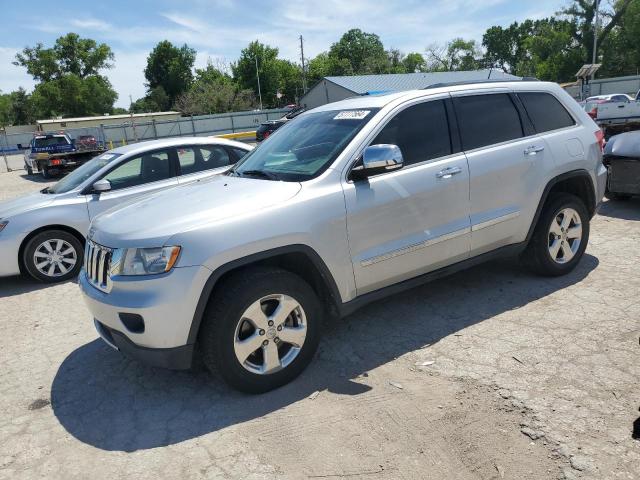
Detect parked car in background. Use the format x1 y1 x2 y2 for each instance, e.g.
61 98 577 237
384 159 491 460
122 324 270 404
603 130 640 200
23 132 106 178
586 94 635 103
80 81 606 393
255 106 305 141
75 134 100 151
0 137 252 283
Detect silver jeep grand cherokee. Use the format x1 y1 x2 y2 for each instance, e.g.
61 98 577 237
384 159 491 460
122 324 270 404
80 81 607 393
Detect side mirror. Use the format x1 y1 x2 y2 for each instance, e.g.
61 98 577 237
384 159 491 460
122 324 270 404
350 144 404 180
92 179 112 193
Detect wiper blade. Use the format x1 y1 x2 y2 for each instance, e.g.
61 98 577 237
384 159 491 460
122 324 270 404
238 169 280 180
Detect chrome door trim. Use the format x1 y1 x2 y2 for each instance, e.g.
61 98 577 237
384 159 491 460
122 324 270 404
360 227 470 267
471 211 521 232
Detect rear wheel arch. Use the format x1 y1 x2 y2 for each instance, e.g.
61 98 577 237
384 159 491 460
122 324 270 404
187 245 343 345
527 170 596 243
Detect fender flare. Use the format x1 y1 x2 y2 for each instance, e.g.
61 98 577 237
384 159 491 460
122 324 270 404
186 244 342 345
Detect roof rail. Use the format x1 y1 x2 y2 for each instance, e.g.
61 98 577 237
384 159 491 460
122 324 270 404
422 77 538 90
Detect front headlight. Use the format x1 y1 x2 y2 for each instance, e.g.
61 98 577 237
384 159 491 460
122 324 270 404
113 246 181 276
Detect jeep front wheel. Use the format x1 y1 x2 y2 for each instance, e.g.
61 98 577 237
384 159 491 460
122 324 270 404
199 267 322 393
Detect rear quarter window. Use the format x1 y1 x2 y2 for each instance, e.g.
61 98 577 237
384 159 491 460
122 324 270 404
518 92 576 133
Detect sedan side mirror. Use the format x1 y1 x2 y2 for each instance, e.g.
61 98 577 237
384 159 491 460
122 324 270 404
92 179 112 193
350 144 404 180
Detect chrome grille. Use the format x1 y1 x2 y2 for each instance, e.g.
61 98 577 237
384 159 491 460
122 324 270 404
85 239 113 292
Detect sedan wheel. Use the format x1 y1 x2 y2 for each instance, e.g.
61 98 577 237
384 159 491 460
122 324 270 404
23 230 84 283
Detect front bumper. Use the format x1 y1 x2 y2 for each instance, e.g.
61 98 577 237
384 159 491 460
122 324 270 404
94 319 194 369
79 264 212 368
0 230 24 277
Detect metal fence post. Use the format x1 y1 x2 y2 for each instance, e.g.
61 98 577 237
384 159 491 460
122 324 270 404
123 125 128 146
230 114 235 133
1 128 10 172
190 116 196 135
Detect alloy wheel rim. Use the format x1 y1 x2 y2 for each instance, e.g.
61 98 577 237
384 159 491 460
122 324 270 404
233 294 307 375
33 239 77 277
548 207 582 264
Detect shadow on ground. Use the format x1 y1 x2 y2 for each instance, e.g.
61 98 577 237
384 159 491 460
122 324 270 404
0 275 75 298
597 197 640 221
51 254 599 452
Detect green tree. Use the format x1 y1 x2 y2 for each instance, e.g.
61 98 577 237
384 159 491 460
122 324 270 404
174 63 255 115
0 92 11 126
561 0 633 65
14 32 114 81
402 52 426 73
328 29 387 74
13 33 117 118
232 41 302 108
144 41 196 105
9 88 34 124
426 38 481 71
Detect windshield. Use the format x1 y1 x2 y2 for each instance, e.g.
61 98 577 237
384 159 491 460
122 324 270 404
232 108 378 181
47 153 122 194
34 136 69 147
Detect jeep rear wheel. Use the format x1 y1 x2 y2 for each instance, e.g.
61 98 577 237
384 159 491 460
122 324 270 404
199 267 321 393
523 193 590 276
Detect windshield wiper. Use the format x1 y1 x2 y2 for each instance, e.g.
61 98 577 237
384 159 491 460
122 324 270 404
238 169 280 180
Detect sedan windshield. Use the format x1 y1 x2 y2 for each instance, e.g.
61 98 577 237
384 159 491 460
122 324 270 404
47 153 122 194
232 108 378 181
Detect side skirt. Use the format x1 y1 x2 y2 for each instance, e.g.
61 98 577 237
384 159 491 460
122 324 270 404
338 242 527 318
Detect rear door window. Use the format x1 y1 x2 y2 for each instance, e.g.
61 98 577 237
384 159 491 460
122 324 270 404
371 100 452 166
518 92 576 133
453 94 524 150
177 146 232 175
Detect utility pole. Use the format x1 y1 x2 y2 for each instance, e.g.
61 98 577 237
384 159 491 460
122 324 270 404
129 94 138 142
255 56 263 110
592 0 600 80
299 35 307 94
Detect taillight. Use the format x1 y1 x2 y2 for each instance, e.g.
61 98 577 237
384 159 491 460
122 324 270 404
51 158 63 166
594 129 605 152
588 107 597 119
264 131 270 138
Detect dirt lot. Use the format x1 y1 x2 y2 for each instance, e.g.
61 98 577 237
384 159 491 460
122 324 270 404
0 170 639 480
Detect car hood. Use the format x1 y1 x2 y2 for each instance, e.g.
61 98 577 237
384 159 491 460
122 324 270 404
0 191 55 219
90 175 302 248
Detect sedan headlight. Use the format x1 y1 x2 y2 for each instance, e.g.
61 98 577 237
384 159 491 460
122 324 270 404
114 246 181 276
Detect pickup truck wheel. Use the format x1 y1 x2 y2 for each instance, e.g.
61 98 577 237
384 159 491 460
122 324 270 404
199 267 321 393
523 193 589 276
26 166 33 176
41 166 51 179
23 230 83 283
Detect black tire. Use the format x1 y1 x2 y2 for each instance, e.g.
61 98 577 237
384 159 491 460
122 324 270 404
522 193 590 276
23 230 84 283
41 165 51 179
199 267 322 393
26 166 33 176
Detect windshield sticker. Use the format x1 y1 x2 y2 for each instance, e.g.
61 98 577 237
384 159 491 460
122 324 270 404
333 110 371 120
98 154 116 160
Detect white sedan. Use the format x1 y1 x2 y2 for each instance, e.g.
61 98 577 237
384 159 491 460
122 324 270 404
0 137 252 282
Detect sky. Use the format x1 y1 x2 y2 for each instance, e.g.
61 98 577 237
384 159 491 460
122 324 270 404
0 0 564 108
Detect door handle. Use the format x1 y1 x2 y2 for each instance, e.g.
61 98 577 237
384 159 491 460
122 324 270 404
524 145 544 156
435 166 463 179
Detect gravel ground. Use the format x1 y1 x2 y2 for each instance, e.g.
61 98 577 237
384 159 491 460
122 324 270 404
0 170 639 479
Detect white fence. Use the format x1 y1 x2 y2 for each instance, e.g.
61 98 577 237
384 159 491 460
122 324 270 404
1 108 288 153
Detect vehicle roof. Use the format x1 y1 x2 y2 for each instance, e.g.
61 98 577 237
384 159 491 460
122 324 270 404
108 136 252 156
309 81 563 113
